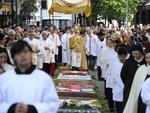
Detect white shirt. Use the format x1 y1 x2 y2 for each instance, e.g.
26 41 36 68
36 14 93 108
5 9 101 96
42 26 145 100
0 69 60 113
86 34 99 56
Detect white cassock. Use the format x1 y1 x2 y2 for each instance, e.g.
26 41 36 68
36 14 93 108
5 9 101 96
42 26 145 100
0 69 60 113
141 69 150 113
66 33 74 65
39 37 54 64
49 33 61 55
24 38 41 66
141 78 150 113
36 39 44 69
96 39 106 66
61 33 68 64
112 59 124 102
85 34 99 56
99 47 118 88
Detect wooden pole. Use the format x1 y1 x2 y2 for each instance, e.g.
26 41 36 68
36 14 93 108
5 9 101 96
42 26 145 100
40 0 43 28
52 0 54 25
16 0 18 25
90 0 92 27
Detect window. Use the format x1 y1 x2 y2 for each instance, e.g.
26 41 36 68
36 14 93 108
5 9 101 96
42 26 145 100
42 0 47 9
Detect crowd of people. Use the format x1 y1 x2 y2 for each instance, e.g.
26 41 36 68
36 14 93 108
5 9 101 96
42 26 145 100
0 24 150 113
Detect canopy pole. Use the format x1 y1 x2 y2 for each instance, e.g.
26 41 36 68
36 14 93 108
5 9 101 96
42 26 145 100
52 0 54 25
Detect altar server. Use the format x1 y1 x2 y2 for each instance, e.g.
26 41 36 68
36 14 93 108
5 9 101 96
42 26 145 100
0 40 60 113
123 49 150 113
96 30 106 80
113 47 128 113
100 38 118 112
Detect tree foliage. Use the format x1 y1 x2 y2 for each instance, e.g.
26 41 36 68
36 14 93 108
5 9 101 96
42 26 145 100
19 0 38 25
20 0 38 14
92 0 139 22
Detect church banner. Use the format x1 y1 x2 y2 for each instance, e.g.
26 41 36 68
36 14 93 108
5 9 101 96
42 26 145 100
49 0 91 17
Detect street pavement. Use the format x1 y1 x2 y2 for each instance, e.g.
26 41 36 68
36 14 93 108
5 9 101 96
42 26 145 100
94 70 116 113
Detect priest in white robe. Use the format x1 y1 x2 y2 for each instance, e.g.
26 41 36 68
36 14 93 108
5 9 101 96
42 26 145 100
61 28 70 65
0 40 60 113
48 27 61 76
40 31 54 74
24 30 41 67
66 27 75 65
48 30 61 62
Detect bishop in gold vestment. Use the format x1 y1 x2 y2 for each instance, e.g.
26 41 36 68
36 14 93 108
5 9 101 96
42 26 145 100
69 28 87 70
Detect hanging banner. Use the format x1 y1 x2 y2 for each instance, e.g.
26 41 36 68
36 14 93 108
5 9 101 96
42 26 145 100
49 0 91 17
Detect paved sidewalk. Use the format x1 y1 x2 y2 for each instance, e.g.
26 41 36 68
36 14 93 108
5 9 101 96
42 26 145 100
94 70 116 113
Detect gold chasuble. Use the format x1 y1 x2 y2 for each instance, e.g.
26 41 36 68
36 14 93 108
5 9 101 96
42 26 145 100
69 35 87 70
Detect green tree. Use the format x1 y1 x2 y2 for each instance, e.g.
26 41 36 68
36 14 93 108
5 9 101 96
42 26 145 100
92 0 139 24
20 0 38 25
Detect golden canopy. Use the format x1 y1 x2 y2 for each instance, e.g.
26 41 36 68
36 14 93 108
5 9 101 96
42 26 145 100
0 3 12 14
49 0 91 17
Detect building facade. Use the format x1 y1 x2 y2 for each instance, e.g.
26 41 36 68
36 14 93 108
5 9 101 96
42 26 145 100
35 0 75 28
135 0 150 24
